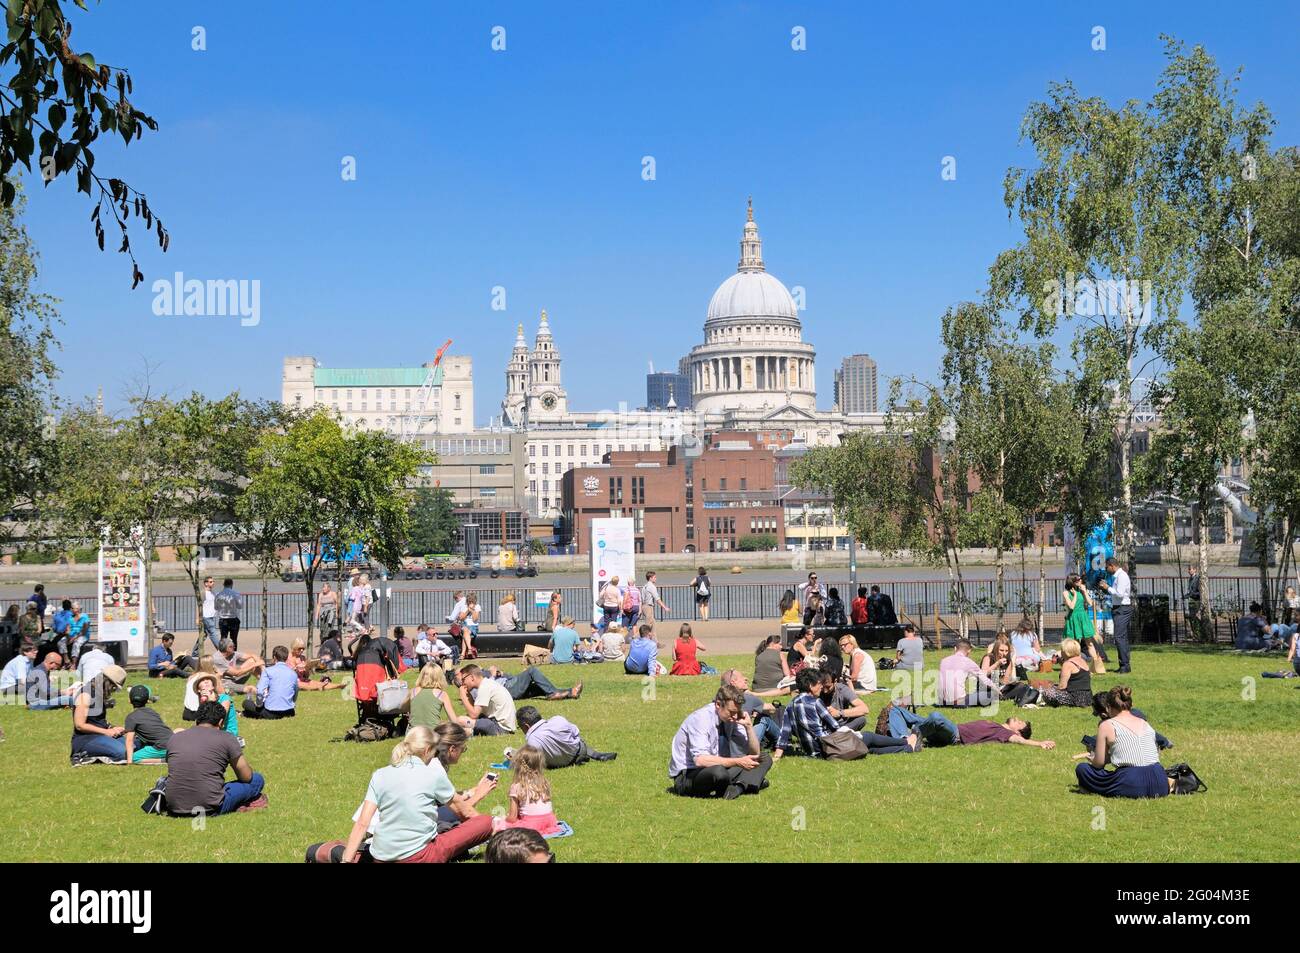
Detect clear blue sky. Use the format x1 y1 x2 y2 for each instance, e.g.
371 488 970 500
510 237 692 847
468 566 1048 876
22 0 1300 421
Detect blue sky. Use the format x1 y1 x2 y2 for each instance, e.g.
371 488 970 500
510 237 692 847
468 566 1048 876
21 0 1300 421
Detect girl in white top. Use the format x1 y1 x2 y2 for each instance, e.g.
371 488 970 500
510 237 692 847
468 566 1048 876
838 634 877 693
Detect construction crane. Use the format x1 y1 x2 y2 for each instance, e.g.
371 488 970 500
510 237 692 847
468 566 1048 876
400 339 453 442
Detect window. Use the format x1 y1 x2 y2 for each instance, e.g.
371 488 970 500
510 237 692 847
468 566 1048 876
659 537 666 553
567 444 574 457
479 465 496 475
454 394 461 410
454 418 461 426
740 477 747 490
542 445 549 457
581 445 588 456
701 478 707 491
554 445 561 458
360 389 367 399
479 487 496 497
720 478 727 491
529 444 536 457
543 480 550 493
530 480 537 494
529 463 536 475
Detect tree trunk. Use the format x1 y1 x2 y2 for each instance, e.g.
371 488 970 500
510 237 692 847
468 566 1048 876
1255 522 1272 622
1197 504 1213 642
260 569 269 659
1037 537 1046 639
995 543 1005 630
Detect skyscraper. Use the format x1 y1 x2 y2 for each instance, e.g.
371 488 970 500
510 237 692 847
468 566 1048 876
834 354 878 414
647 371 691 410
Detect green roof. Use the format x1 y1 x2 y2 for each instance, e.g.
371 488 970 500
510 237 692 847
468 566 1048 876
314 366 443 388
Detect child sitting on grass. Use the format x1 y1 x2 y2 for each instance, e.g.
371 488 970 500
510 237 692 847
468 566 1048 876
492 746 560 836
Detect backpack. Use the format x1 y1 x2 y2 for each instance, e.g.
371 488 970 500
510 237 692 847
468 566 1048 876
1166 762 1207 795
141 775 169 815
696 578 709 597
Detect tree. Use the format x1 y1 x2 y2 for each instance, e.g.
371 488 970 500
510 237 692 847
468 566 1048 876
242 411 428 651
156 393 282 647
1135 317 1249 640
406 486 456 556
737 534 777 552
1 0 167 285
0 179 58 540
990 38 1201 577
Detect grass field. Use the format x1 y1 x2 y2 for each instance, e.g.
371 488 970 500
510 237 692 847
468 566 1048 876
1 646 1298 862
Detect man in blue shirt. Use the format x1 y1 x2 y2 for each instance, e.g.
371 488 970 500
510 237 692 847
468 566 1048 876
548 618 581 663
148 633 192 678
244 645 298 719
624 624 661 675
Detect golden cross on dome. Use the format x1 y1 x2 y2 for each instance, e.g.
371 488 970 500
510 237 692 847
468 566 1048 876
747 196 753 222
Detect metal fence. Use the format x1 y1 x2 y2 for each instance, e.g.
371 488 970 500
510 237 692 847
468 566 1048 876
2 574 1288 636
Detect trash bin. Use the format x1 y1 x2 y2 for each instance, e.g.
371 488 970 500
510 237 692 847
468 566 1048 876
1134 594 1171 644
85 640 128 667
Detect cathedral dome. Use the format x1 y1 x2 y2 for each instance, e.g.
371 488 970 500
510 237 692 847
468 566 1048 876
706 270 799 325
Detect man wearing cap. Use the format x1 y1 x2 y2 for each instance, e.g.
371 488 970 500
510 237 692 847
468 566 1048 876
124 684 177 761
26 652 76 710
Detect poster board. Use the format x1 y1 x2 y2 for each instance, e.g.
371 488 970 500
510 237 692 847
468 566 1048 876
589 518 635 625
98 544 147 658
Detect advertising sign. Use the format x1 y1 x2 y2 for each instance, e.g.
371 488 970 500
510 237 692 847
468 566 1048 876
97 544 148 658
589 518 635 625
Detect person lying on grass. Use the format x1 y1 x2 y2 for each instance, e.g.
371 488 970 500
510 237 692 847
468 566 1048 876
951 717 1055 750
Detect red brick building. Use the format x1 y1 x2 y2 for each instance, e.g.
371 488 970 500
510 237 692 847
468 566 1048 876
560 432 787 555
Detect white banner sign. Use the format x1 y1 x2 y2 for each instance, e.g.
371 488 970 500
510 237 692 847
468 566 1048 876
589 518 635 625
98 544 147 658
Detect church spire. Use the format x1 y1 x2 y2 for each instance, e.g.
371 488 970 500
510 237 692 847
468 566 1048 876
738 198 764 272
514 322 526 350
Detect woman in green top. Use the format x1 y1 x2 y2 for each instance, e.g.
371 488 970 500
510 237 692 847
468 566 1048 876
1062 574 1094 644
409 663 458 731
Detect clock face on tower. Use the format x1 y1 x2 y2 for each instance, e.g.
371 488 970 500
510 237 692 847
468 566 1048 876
541 392 557 410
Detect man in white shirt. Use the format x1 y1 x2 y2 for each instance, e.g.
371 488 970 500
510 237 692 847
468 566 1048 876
457 664 518 736
668 684 771 799
198 575 220 654
1101 557 1133 673
77 643 116 684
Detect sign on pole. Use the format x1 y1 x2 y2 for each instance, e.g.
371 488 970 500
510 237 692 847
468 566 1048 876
589 518 635 625
98 543 147 658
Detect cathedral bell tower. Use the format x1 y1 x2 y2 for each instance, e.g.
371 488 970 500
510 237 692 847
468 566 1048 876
525 309 568 419
502 322 529 427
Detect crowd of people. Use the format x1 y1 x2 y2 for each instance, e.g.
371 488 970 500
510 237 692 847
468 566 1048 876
7 564 1294 860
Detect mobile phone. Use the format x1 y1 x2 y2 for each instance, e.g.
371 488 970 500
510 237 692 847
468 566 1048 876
485 771 499 782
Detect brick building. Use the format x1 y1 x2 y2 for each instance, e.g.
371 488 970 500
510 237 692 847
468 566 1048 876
560 432 786 555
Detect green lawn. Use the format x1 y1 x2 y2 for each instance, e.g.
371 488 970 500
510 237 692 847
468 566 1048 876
2 646 1297 862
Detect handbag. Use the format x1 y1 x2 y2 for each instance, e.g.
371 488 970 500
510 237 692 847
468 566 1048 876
141 775 168 815
820 729 870 761
1166 762 1207 795
374 642 409 715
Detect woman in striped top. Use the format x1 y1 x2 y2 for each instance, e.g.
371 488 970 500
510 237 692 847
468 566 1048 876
1075 686 1173 798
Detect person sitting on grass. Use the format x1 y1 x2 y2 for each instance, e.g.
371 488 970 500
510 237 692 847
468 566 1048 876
751 635 791 696
164 700 267 815
1079 689 1172 754
148 633 192 679
1010 619 1046 675
953 716 1056 750
817 670 869 731
773 669 916 760
840 633 877 693
69 666 130 764
340 724 496 863
894 623 924 672
549 617 581 664
668 684 772 799
244 645 299 719
319 629 352 671
124 684 177 762
394 626 417 668
410 663 460 732
193 675 240 739
597 623 626 662
720 669 783 749
76 642 115 685
669 623 709 676
212 639 264 696
457 664 519 736
937 639 1000 707
1037 638 1093 708
1235 602 1282 652
0 644 36 701
290 638 344 691
27 651 76 710
1074 686 1173 799
624 624 663 676
492 746 561 836
516 705 617 768
485 827 554 863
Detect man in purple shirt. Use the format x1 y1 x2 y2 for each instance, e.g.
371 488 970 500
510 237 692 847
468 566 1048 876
517 707 617 768
938 640 1000 707
956 717 1056 750
668 685 771 799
